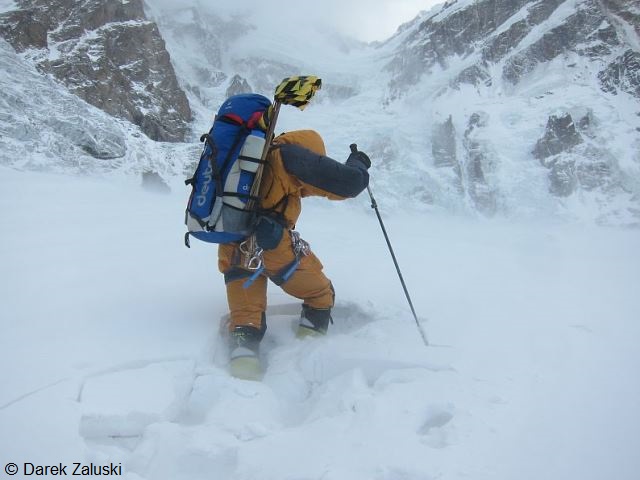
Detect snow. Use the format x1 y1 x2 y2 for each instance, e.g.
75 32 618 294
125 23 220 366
508 0 582 59
431 0 477 23
1 0 640 477
0 39 128 171
0 0 14 14
1 166 639 479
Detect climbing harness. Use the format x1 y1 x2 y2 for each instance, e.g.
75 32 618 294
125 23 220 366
240 230 310 289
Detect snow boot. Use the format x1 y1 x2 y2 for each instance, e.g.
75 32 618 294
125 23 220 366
228 325 264 381
296 304 333 338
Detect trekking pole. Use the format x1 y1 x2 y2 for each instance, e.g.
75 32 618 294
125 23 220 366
350 144 428 347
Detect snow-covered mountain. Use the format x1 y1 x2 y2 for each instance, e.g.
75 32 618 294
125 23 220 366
1 0 639 223
2 3 640 479
380 0 640 222
0 37 197 185
0 0 191 142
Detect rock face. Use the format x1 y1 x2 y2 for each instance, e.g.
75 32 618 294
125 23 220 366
431 113 497 214
383 0 640 222
432 115 458 169
533 114 583 198
385 0 534 96
463 112 496 215
386 0 638 96
599 49 640 98
147 6 232 116
532 114 583 162
533 112 621 197
225 74 253 97
0 0 191 142
501 0 621 84
0 38 126 171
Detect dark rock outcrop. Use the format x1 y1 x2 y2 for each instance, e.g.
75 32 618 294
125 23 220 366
432 115 463 193
0 0 191 142
533 114 583 197
464 112 496 214
225 74 252 97
432 115 458 168
598 49 640 98
0 38 127 171
547 157 578 197
533 112 622 197
533 114 583 162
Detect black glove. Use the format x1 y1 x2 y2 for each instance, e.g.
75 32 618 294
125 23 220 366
346 150 371 169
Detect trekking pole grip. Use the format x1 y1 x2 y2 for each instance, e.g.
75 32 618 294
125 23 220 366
351 143 377 209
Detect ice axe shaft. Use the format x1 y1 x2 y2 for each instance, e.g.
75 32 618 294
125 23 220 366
247 76 322 210
350 144 428 347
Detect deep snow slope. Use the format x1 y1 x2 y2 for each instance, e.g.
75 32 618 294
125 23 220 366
1 167 639 480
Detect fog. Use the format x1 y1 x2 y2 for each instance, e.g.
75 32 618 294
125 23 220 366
145 0 443 42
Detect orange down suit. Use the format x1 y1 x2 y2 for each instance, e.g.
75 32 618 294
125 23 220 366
218 130 370 331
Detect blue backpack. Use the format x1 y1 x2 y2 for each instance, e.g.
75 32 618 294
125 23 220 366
184 94 272 247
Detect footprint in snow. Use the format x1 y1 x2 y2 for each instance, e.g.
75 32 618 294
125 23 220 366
418 407 455 449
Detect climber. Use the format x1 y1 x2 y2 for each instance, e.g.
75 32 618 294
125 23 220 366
217 129 371 376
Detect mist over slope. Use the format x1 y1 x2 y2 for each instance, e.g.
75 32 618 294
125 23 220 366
159 0 640 223
1 0 639 224
378 0 640 223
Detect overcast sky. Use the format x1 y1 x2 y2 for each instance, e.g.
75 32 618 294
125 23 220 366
205 0 444 43
5 0 445 42
318 0 444 42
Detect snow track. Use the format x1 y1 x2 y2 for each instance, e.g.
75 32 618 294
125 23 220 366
71 301 452 480
1 168 639 479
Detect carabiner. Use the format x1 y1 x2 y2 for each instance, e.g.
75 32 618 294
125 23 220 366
240 237 264 271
